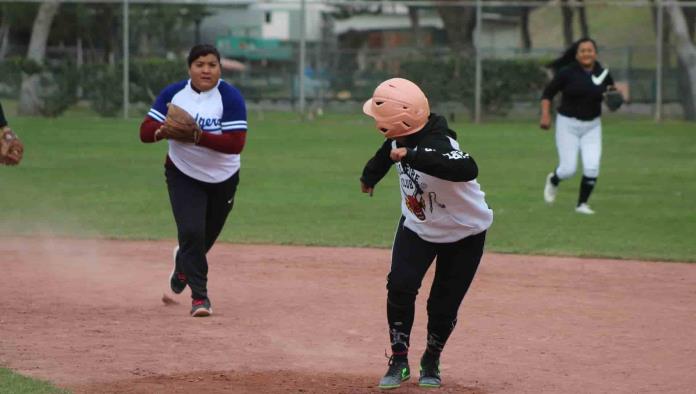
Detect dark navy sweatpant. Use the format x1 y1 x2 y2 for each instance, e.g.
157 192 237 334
165 164 239 300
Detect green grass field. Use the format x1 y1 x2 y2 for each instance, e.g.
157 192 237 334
0 112 694 262
0 111 694 392
0 368 67 394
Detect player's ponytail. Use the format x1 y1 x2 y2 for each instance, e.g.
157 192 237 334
547 37 597 73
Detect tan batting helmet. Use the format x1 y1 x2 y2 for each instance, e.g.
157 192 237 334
362 78 430 139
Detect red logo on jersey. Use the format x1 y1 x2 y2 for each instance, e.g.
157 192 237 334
406 194 426 221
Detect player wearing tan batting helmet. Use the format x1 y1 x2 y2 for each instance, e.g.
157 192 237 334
360 78 493 389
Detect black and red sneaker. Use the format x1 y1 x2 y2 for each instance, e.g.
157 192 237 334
169 246 187 294
191 298 212 317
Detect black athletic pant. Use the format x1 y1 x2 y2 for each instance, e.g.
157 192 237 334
165 164 239 300
387 217 486 360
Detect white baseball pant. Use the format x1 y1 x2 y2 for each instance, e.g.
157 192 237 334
554 114 602 179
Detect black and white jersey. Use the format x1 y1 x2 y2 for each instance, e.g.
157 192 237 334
361 114 493 243
542 61 615 121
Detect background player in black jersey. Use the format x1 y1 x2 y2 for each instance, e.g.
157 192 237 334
540 38 621 214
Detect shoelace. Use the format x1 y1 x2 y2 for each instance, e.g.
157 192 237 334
384 350 398 365
192 299 207 306
384 350 408 367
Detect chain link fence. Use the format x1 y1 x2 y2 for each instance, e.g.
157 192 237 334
0 0 693 121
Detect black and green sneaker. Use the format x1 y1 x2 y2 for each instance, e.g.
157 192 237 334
418 356 441 388
378 356 410 390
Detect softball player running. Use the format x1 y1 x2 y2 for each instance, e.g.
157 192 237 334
139 44 247 317
360 78 493 389
540 38 621 214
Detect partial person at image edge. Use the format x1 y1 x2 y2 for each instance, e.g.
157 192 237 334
0 100 24 166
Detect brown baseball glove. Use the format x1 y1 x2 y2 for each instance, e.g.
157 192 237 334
1 127 24 166
157 103 201 144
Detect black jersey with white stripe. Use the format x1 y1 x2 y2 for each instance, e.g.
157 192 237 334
542 61 614 121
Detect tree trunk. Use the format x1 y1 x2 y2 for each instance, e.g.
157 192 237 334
650 0 671 59
685 7 696 39
561 0 574 47
436 3 476 77
103 4 115 64
666 4 696 121
138 32 151 56
520 7 532 52
408 6 422 48
0 13 10 61
677 59 696 120
18 0 60 116
577 0 590 38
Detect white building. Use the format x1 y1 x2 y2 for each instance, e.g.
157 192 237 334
200 2 332 44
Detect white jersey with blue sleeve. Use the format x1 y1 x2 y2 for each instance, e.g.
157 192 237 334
148 79 247 183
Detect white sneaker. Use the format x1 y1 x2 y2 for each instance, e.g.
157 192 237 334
575 203 595 215
544 173 557 203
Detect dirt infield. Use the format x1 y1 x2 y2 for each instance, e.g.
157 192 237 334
1 237 695 393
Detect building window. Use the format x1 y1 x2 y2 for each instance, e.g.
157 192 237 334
265 11 272 24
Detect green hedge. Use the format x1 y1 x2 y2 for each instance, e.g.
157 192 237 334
82 59 187 117
0 58 80 117
40 60 80 117
400 58 548 116
129 58 187 103
0 58 187 117
2 57 548 117
81 64 123 117
0 57 46 95
0 57 25 98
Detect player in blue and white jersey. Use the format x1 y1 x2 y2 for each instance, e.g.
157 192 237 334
139 44 247 317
